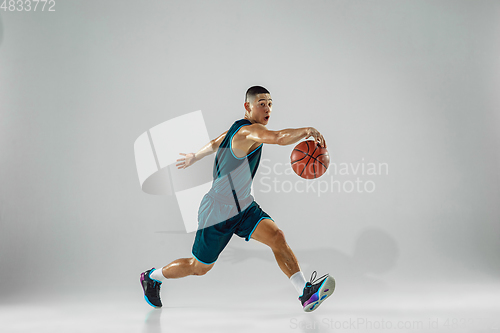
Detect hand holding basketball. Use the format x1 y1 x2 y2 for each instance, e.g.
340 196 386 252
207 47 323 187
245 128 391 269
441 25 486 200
306 127 326 148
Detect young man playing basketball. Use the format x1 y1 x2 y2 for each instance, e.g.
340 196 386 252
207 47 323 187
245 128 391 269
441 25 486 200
140 86 335 312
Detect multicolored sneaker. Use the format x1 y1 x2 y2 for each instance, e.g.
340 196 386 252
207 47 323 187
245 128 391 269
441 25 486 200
140 268 162 308
299 271 335 312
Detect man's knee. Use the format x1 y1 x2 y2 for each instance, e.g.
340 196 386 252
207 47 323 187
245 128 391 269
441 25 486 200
271 229 287 249
193 269 209 276
192 258 213 276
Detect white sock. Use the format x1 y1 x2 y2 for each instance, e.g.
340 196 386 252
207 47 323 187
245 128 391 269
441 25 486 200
149 267 166 282
290 271 307 295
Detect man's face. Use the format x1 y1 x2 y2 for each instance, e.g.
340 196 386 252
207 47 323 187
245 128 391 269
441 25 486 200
246 93 272 125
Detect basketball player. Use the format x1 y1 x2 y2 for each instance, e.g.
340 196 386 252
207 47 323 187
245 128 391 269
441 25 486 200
140 86 335 312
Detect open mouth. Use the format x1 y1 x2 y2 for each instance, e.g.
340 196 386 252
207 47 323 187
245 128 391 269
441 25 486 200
264 116 270 121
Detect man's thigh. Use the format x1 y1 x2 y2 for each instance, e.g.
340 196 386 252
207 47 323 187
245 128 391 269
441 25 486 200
192 223 233 265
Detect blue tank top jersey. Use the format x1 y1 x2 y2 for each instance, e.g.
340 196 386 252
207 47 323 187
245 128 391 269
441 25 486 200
208 119 262 209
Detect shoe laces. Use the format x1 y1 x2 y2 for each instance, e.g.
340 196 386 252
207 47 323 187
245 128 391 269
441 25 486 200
150 281 161 298
309 271 328 286
151 280 161 289
147 270 162 289
148 274 161 290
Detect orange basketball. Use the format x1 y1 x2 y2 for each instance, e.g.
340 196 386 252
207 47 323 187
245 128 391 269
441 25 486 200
291 140 330 179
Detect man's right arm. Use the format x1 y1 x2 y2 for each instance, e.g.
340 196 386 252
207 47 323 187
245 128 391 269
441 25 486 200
241 124 326 148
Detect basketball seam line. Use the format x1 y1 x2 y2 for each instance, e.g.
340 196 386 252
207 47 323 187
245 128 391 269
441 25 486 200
299 143 318 178
293 148 308 155
299 141 312 177
291 153 309 165
298 142 314 177
310 155 328 170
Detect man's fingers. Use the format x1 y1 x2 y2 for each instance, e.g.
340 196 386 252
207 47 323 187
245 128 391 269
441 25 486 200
316 134 326 148
316 136 322 147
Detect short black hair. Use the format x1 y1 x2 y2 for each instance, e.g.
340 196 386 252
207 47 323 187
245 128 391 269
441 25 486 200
245 86 270 103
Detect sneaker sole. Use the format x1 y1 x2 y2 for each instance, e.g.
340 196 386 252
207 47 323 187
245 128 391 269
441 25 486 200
303 276 336 312
143 295 161 308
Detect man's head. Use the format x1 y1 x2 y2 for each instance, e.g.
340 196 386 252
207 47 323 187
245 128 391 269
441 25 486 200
244 86 272 125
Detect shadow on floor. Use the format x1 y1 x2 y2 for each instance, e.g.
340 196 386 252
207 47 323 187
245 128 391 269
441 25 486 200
221 226 400 293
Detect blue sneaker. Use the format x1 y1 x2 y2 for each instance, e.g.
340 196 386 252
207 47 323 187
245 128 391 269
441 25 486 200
140 268 162 308
299 271 335 312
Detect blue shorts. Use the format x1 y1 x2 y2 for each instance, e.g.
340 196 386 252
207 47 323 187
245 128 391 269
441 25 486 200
191 193 273 265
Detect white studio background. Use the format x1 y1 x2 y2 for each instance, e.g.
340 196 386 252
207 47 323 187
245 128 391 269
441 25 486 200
1 0 499 323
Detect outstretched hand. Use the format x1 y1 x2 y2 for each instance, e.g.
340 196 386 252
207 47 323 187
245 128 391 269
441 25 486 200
176 153 197 169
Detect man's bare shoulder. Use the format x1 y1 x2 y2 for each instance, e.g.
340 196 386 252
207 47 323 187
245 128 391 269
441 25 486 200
238 123 267 135
236 123 279 145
